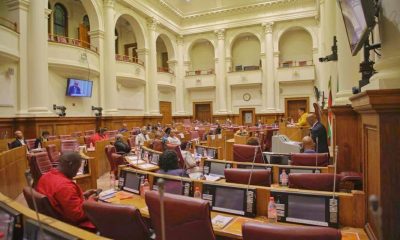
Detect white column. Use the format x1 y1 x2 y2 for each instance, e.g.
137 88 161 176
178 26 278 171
103 0 118 115
89 30 105 108
262 22 275 111
6 0 29 115
147 18 160 115
175 36 185 115
137 48 150 114
215 29 227 114
261 52 268 110
225 57 232 113
27 0 51 114
363 0 400 90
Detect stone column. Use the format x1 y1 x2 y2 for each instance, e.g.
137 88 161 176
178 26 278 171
262 22 275 111
215 29 227 114
89 30 105 108
174 36 185 115
147 18 160 115
102 0 118 115
137 48 150 114
6 0 29 115
27 0 50 114
225 57 232 113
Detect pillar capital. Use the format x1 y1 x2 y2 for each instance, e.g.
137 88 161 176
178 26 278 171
262 22 274 34
176 35 184 46
103 0 115 8
147 17 160 31
214 29 225 40
5 0 29 11
89 30 105 39
136 48 149 56
45 8 52 19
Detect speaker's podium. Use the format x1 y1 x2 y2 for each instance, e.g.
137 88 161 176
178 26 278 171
279 122 310 142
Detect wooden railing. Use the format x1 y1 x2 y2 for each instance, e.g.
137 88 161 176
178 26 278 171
115 54 144 66
279 60 314 68
157 67 174 74
48 34 98 53
0 17 18 33
186 69 215 76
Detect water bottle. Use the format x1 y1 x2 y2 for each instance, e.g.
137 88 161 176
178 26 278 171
268 197 277 223
280 169 288 186
110 173 116 189
141 179 150 198
194 187 201 199
140 177 145 198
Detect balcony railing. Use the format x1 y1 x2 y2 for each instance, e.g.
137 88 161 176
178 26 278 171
279 60 313 68
115 54 144 66
186 69 215 76
48 34 98 53
0 17 18 33
229 65 260 72
157 67 174 75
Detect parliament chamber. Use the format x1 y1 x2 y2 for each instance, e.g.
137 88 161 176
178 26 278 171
0 0 399 239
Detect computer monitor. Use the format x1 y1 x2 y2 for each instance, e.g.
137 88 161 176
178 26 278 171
196 146 217 159
152 177 193 197
202 183 256 217
119 171 147 194
150 153 160 165
270 191 339 227
0 202 22 240
65 78 93 97
203 160 231 176
23 218 78 240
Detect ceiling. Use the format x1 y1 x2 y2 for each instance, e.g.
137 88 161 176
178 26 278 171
160 0 275 16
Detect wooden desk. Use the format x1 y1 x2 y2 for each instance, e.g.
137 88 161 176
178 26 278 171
0 147 27 199
234 134 249 145
279 124 309 142
225 138 235 161
106 191 368 240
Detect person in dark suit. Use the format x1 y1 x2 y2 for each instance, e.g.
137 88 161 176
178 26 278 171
307 114 329 153
68 81 81 95
34 131 50 149
10 130 28 150
114 134 131 154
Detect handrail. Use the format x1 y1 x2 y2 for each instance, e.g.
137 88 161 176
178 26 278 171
186 69 215 76
48 34 98 53
0 16 18 33
157 67 174 75
279 60 314 68
229 66 260 72
115 54 144 66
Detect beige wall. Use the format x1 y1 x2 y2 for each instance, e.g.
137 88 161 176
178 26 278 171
232 36 260 68
0 63 18 116
117 85 145 115
279 29 313 63
190 42 215 70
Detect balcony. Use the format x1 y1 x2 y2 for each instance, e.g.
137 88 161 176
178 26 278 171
157 70 175 91
277 60 315 83
227 69 262 86
116 55 146 87
0 18 19 62
48 34 100 77
185 71 216 89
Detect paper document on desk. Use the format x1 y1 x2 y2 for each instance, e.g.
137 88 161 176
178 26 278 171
205 175 222 181
138 163 157 170
212 215 233 229
99 189 117 201
129 159 146 165
188 172 203 180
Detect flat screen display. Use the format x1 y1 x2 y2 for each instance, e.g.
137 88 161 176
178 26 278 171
210 162 226 176
124 172 141 193
288 194 326 222
214 187 244 212
66 78 93 97
23 219 78 240
152 178 192 196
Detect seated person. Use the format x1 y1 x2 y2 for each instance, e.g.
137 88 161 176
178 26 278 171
167 131 181 145
90 128 108 145
114 134 131 154
215 124 222 135
135 128 150 146
10 130 28 150
118 123 129 133
36 152 98 230
236 127 248 136
296 107 308 127
302 136 316 153
34 131 50 149
162 128 171 144
256 119 263 128
157 150 187 177
247 137 260 146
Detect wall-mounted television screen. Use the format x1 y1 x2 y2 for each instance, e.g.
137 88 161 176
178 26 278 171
337 0 376 56
66 78 93 97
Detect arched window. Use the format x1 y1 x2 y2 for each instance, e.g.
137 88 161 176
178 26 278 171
54 3 68 36
115 29 119 54
83 15 90 30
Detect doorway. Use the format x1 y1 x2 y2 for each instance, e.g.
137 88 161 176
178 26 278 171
193 102 212 123
159 101 172 125
285 97 309 122
240 108 255 126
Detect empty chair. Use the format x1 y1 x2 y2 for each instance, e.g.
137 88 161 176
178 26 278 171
152 139 164 152
71 131 83 138
340 171 363 190
27 152 53 184
224 168 271 187
105 130 118 139
290 153 329 166
22 187 63 220
84 130 95 136
288 173 341 192
242 222 341 240
83 135 92 148
233 144 264 163
145 191 215 240
59 134 73 140
165 143 185 169
83 201 150 240
127 135 136 149
60 139 79 153
105 145 124 178
25 139 36 150
45 144 60 166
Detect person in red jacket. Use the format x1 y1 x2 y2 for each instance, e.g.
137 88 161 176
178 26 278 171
36 152 98 230
90 127 108 146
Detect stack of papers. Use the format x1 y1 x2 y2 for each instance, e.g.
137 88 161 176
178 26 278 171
99 189 117 201
205 175 222 181
212 215 233 229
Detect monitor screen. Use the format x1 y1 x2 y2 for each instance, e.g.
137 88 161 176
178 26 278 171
288 168 315 174
152 178 192 196
214 187 244 213
207 149 216 158
66 78 93 97
150 153 160 165
123 172 142 194
288 194 326 223
209 162 226 176
195 146 204 155
23 219 78 240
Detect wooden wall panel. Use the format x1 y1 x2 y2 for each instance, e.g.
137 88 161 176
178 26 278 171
0 147 28 199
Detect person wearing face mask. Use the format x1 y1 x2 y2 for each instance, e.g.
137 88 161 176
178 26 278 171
10 130 28 150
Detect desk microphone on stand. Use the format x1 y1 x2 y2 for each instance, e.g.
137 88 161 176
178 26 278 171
25 171 45 239
157 178 166 240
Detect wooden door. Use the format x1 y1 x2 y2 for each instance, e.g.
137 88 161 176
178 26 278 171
285 98 309 122
240 108 255 126
194 103 212 123
159 101 172 125
78 24 89 48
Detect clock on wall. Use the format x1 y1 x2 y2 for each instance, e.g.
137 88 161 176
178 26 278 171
243 93 251 101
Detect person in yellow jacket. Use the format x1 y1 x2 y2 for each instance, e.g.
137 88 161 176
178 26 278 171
296 108 308 127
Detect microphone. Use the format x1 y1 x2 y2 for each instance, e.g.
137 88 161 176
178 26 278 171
24 171 45 239
315 137 319 168
157 178 166 240
332 146 338 198
246 146 259 193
